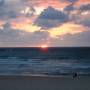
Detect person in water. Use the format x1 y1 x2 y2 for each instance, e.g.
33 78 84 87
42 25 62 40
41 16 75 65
73 73 78 78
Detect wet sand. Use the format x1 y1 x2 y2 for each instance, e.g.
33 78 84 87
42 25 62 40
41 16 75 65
0 75 90 90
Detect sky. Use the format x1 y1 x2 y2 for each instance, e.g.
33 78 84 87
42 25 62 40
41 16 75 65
0 0 90 47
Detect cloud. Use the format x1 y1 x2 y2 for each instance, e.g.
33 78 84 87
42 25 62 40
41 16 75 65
47 23 86 38
79 4 90 11
0 21 90 47
76 0 90 6
63 3 90 28
0 22 49 47
64 30 90 41
34 6 69 29
63 30 90 46
71 4 90 27
61 0 78 3
0 0 36 20
48 30 90 47
0 0 89 47
0 0 20 19
0 23 24 44
25 0 69 9
0 0 5 6
76 16 90 27
67 0 78 3
11 19 41 32
64 3 77 12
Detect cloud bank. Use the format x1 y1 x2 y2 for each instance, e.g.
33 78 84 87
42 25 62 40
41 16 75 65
0 0 90 47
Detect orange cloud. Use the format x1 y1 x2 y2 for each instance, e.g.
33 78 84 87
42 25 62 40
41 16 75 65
10 15 41 32
28 0 69 9
0 20 5 29
27 0 90 9
76 0 90 6
47 23 86 38
11 21 41 32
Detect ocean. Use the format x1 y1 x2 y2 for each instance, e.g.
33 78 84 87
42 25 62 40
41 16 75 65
0 47 90 76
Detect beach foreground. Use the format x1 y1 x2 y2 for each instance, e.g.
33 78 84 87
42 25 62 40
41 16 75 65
0 75 90 90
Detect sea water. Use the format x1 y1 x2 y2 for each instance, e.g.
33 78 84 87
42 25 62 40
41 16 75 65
0 47 90 76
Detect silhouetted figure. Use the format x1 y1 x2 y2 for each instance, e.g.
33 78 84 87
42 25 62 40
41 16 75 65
73 73 78 78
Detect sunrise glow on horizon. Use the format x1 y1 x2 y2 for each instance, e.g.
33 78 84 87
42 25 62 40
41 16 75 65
40 45 48 49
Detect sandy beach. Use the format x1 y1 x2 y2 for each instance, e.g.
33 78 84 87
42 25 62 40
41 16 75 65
0 75 90 90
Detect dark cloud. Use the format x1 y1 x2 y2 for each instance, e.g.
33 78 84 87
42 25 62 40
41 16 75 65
0 0 35 19
67 0 78 3
0 1 18 19
64 3 76 12
79 4 90 11
34 6 69 29
67 4 90 27
72 4 90 27
76 18 90 27
61 0 78 3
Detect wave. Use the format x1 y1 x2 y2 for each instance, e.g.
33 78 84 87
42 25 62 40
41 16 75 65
0 47 90 75
0 57 90 75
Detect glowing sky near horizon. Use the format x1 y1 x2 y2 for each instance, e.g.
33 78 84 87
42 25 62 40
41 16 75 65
0 0 90 47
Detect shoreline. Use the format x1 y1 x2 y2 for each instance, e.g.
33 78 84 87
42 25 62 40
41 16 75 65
0 74 74 79
0 75 90 90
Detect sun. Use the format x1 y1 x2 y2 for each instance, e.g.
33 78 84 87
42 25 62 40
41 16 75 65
41 45 48 49
40 45 48 52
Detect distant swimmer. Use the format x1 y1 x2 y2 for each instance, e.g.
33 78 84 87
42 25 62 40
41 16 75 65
73 73 78 78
